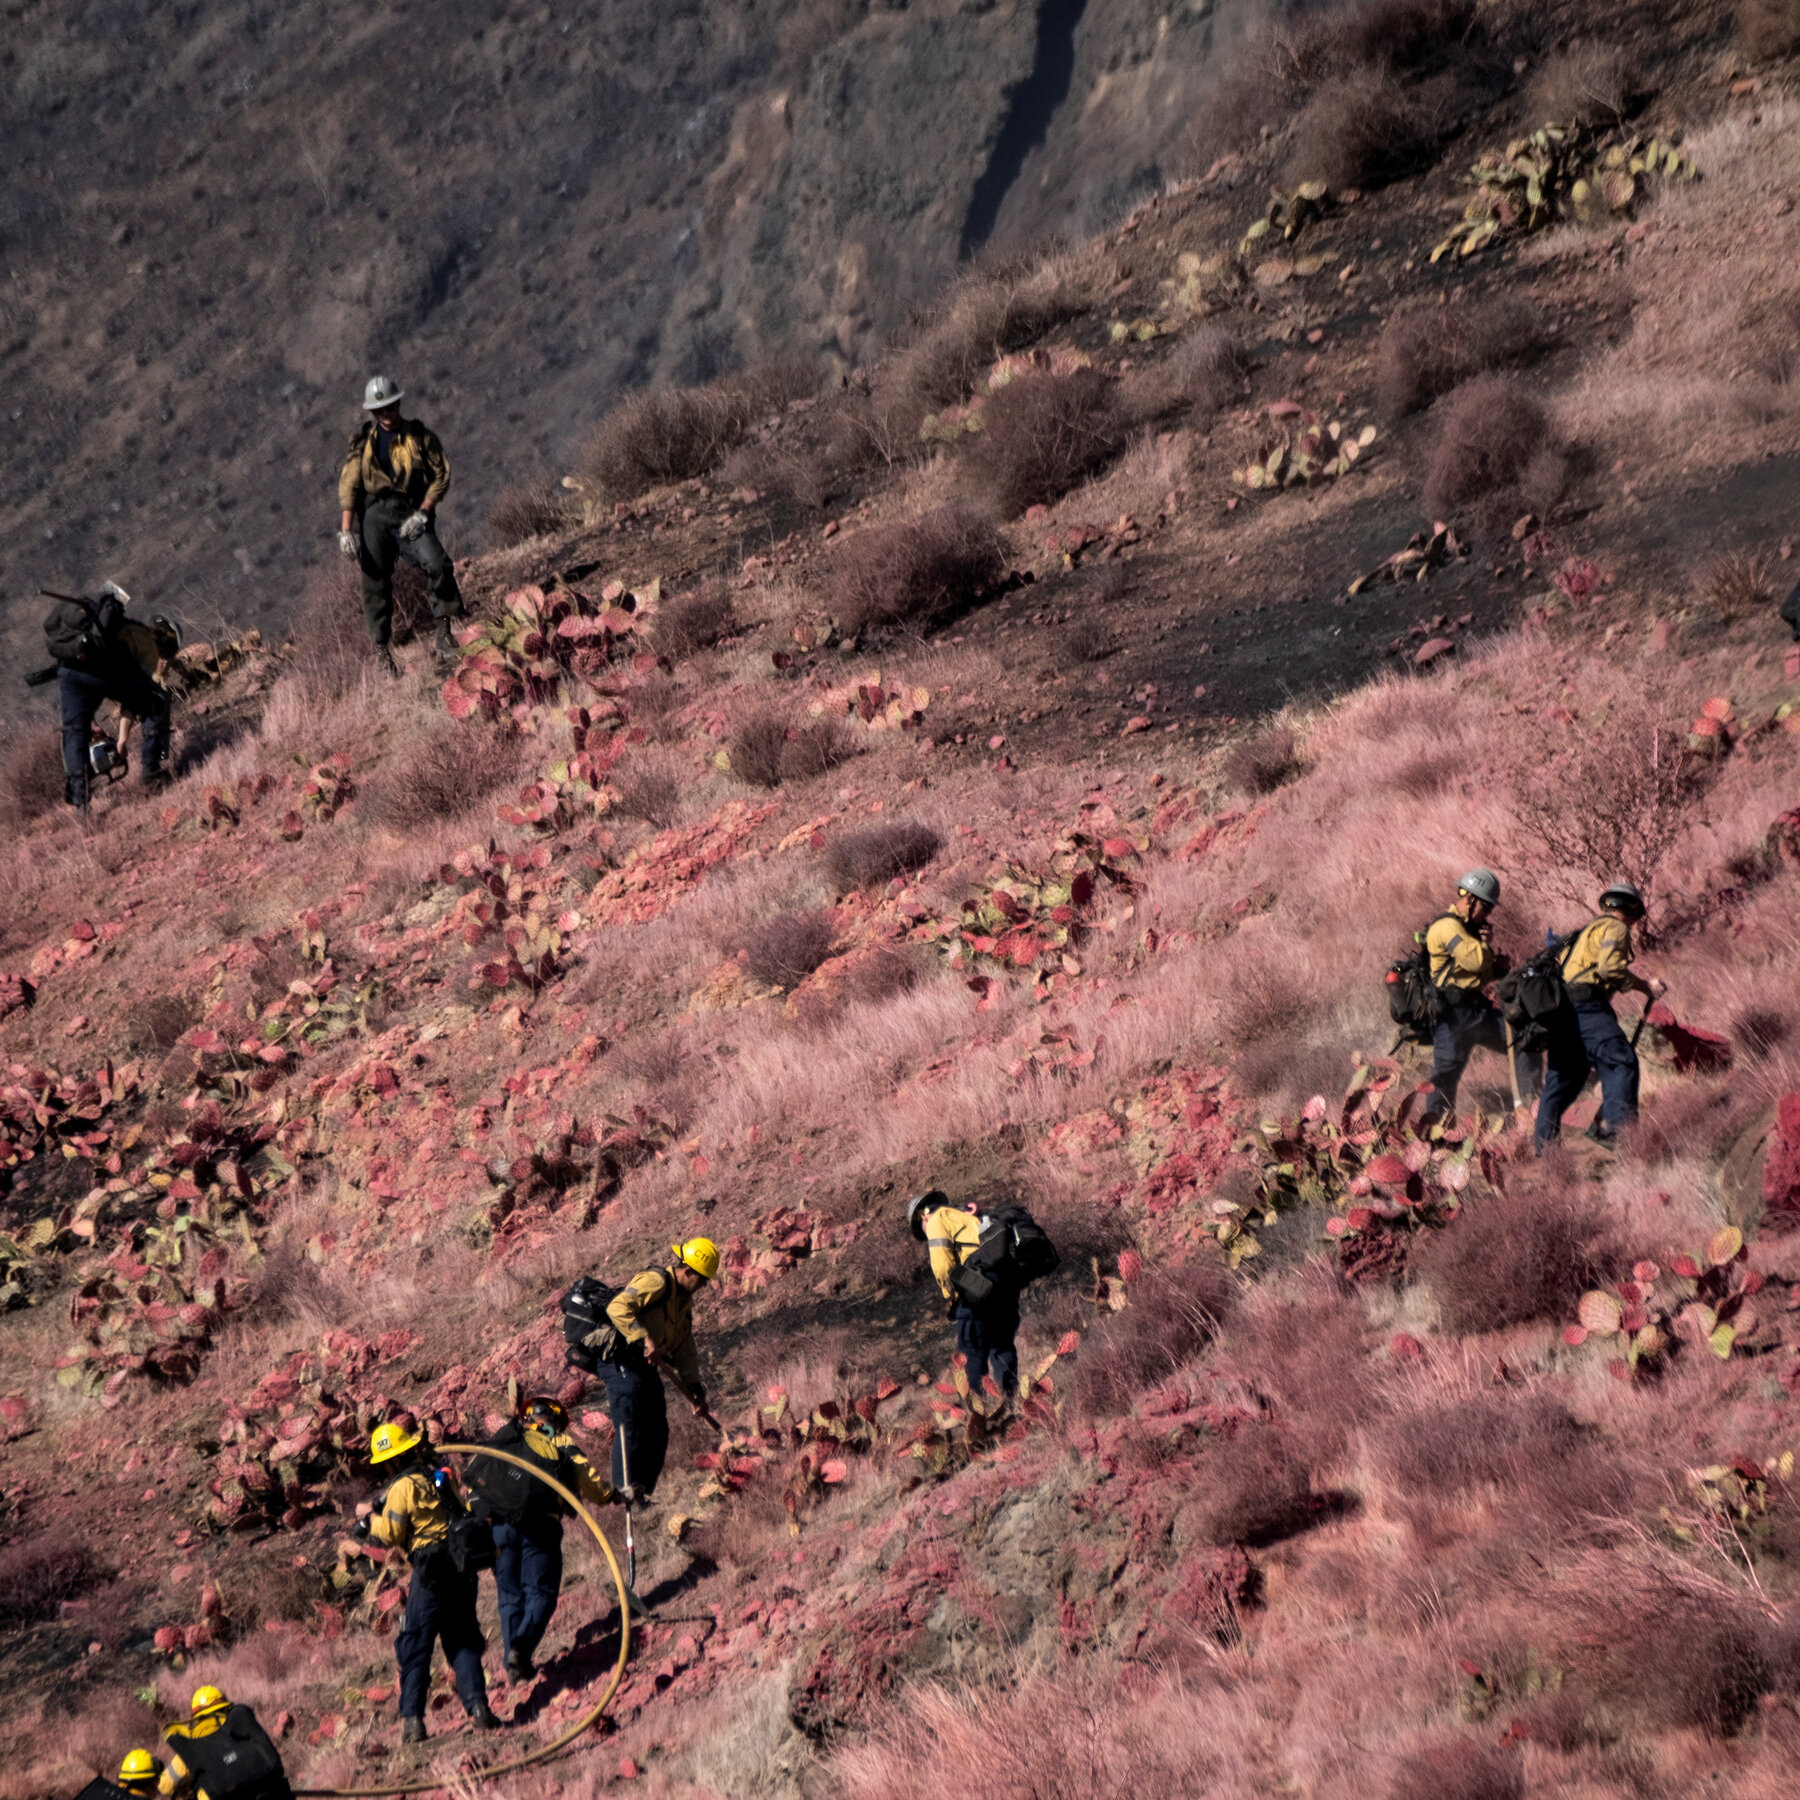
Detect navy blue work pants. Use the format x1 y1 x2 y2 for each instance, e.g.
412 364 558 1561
1424 995 1509 1118
1536 996 1640 1146
492 1514 563 1660
955 1288 1020 1397
394 1553 488 1720
59 659 170 805
598 1359 669 1498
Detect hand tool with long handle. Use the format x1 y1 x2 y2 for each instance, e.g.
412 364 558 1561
1503 1018 1525 1112
614 1413 651 1620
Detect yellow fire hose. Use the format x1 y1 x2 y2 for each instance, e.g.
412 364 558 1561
293 1443 632 1797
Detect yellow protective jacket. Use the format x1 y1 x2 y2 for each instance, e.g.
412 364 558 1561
337 416 451 513
1560 916 1635 996
524 1420 616 1507
606 1269 703 1392
367 1466 452 1559
924 1205 981 1302
156 1714 222 1800
1425 912 1501 993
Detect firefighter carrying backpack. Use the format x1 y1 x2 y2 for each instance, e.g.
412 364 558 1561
561 1274 620 1372
43 590 124 668
1493 929 1579 1055
464 1418 567 1524
953 1205 1061 1305
1385 914 1460 1046
169 1705 292 1800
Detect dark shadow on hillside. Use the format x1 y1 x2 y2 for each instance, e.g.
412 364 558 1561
961 0 1089 257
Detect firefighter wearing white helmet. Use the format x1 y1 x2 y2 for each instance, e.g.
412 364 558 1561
1536 881 1665 1149
1420 869 1513 1121
335 375 466 676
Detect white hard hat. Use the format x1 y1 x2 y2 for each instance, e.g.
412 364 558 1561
362 374 404 411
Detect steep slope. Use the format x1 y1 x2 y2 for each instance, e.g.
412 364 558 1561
7 1 1800 1795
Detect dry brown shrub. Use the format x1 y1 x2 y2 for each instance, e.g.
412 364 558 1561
652 583 737 658
1740 0 1800 58
121 989 202 1055
1169 324 1249 417
897 268 1089 414
360 722 526 830
1409 1181 1624 1332
1061 1262 1234 1421
1222 724 1303 795
0 1529 106 1623
1377 294 1549 417
1508 691 1705 911
963 369 1125 518
825 821 943 893
1191 1425 1327 1547
487 483 570 548
730 714 851 790
1389 1738 1523 1800
830 506 1007 637
1422 375 1566 531
0 726 67 828
1284 70 1436 190
718 437 835 510
1522 44 1637 129
581 361 819 501
1376 1392 1607 1499
610 755 683 829
1704 549 1775 621
741 909 836 989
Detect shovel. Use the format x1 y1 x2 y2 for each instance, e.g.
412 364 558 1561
614 1422 652 1622
1629 995 1657 1050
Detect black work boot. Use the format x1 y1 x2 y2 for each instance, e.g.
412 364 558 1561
470 1703 501 1731
376 643 401 679
400 1717 427 1745
434 617 459 667
504 1649 534 1680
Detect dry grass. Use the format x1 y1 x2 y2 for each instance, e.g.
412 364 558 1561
1168 325 1249 418
0 725 66 829
1221 724 1304 795
1283 70 1437 190
1389 1738 1523 1800
486 482 570 547
610 753 685 829
830 507 1007 637
1522 44 1637 130
730 714 853 789
1740 0 1800 58
825 822 943 893
1422 375 1567 532
1408 1180 1624 1332
740 909 836 989
963 370 1125 518
1376 294 1549 418
0 1530 106 1623
580 361 819 501
1703 549 1776 621
652 583 738 658
358 721 527 830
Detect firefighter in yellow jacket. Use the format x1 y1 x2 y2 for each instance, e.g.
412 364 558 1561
588 1240 719 1501
1421 869 1513 1120
355 1415 498 1742
908 1191 1020 1395
335 375 465 675
1536 882 1664 1148
481 1396 617 1680
158 1686 291 1800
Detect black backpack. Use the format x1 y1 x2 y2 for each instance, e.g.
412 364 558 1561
1385 914 1458 1045
1493 930 1579 1054
953 1205 1060 1304
171 1706 291 1800
561 1274 620 1372
43 590 124 668
464 1419 567 1524
74 1781 141 1800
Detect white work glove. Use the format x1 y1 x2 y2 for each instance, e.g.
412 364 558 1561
100 579 132 603
337 530 359 560
397 510 430 542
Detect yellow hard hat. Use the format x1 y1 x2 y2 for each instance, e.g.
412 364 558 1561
119 1750 159 1784
369 1418 422 1464
190 1685 228 1717
672 1237 720 1281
